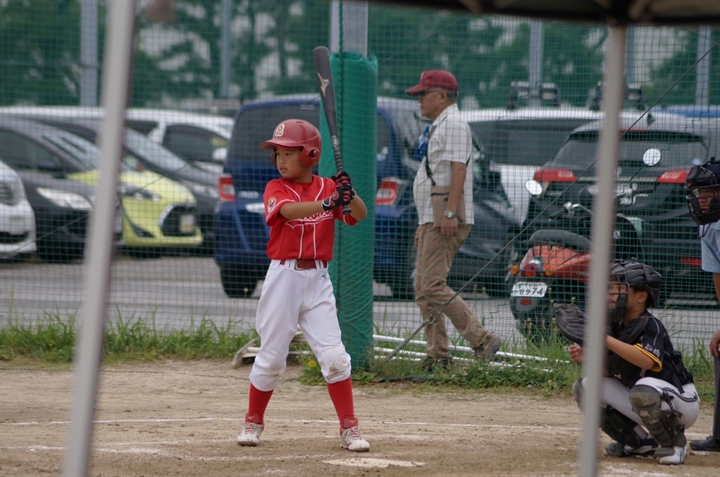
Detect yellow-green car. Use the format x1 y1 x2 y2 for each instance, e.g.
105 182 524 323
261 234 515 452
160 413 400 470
68 169 202 253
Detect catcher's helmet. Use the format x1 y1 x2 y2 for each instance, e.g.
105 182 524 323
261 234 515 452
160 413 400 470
685 157 720 225
261 119 321 167
607 260 662 321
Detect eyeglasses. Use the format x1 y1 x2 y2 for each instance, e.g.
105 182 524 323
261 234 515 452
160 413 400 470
419 89 444 99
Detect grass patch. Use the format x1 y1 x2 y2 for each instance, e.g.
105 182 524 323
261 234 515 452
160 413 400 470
1 314 714 401
0 313 254 364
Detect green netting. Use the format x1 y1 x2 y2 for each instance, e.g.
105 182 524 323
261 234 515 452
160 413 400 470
0 1 718 371
319 51 378 367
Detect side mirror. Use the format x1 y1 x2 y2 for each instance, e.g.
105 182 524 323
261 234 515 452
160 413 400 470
642 148 661 167
212 147 227 163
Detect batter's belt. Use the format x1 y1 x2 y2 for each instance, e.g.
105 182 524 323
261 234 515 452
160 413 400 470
279 259 328 270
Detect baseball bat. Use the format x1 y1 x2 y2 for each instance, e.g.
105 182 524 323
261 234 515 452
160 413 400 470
312 46 351 215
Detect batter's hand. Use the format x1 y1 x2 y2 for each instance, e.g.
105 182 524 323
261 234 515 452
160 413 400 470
332 172 356 202
332 171 352 189
321 190 345 211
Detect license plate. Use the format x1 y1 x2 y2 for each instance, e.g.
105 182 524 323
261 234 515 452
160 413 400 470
180 214 195 233
511 282 548 298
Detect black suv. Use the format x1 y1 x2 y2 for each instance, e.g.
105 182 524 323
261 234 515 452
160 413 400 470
522 111 720 299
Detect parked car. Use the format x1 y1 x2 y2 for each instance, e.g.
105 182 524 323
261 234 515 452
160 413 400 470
17 116 219 252
0 116 201 260
0 159 36 259
519 111 720 300
214 94 516 298
461 106 604 226
0 106 233 175
659 105 720 118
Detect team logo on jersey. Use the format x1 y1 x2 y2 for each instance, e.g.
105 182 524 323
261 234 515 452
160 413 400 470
274 124 285 137
267 196 276 213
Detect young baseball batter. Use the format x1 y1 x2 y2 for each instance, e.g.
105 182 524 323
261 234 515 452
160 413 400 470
568 260 699 465
237 119 370 452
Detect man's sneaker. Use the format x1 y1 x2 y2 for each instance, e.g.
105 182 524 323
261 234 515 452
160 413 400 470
422 356 452 372
605 437 658 457
656 443 688 465
474 334 501 361
689 435 720 452
340 426 370 452
237 422 263 447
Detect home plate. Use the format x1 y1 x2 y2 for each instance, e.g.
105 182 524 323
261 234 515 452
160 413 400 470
323 458 424 468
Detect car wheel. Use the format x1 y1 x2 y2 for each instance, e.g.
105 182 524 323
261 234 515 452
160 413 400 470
127 248 163 260
37 241 83 263
220 265 258 298
485 232 520 298
389 243 416 301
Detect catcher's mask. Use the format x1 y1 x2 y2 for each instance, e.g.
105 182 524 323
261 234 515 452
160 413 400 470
607 260 662 322
261 119 322 167
685 157 720 225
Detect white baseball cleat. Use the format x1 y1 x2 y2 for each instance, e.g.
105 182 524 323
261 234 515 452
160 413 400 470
657 443 688 465
340 426 370 452
237 422 263 446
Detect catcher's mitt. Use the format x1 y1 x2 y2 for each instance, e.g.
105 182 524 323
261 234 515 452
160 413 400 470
553 302 586 345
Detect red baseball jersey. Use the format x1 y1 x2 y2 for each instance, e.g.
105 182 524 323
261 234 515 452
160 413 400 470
264 175 357 261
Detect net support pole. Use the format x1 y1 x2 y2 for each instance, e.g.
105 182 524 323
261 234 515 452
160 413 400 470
578 24 627 477
62 1 136 475
324 1 375 369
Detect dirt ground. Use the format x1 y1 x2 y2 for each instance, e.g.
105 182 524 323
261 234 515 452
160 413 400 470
1 361 718 477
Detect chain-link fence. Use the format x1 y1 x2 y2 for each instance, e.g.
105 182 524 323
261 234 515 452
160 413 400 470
1 1 718 367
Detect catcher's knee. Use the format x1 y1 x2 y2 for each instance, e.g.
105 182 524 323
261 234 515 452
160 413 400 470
629 385 683 447
318 346 351 383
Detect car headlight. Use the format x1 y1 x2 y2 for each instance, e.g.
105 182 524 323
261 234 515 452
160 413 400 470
37 187 92 210
119 184 161 201
182 180 219 199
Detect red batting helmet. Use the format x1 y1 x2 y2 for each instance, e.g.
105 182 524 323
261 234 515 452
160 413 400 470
260 119 321 167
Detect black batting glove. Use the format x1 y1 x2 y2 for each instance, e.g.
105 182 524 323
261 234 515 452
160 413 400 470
332 171 352 190
321 189 345 211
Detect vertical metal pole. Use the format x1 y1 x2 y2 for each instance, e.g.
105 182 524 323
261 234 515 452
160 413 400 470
62 1 136 476
578 25 627 477
528 20 544 108
220 0 232 98
80 0 98 106
696 25 711 107
626 26 636 86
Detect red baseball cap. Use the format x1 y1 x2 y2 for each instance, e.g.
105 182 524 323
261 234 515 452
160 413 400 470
405 70 459 95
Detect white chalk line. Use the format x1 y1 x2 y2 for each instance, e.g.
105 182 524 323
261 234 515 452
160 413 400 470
5 417 579 432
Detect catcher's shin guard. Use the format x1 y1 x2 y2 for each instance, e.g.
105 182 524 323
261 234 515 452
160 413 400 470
572 379 583 409
601 406 644 448
629 385 683 447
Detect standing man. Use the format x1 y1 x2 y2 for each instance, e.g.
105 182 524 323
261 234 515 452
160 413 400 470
406 70 501 371
685 157 720 452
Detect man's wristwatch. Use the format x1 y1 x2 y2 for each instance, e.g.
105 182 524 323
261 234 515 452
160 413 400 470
443 210 458 219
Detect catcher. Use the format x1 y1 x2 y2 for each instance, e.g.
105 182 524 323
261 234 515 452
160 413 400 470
558 260 699 465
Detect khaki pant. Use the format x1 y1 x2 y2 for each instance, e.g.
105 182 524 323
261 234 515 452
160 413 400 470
414 223 489 359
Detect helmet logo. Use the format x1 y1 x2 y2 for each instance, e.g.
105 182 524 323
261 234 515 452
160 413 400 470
274 124 285 138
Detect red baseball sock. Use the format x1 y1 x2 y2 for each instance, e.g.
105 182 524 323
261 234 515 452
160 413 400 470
327 377 357 428
245 384 273 424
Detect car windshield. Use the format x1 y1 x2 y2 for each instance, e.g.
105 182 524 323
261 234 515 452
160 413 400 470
230 104 320 163
553 130 708 169
42 131 99 170
468 119 594 166
124 129 191 172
